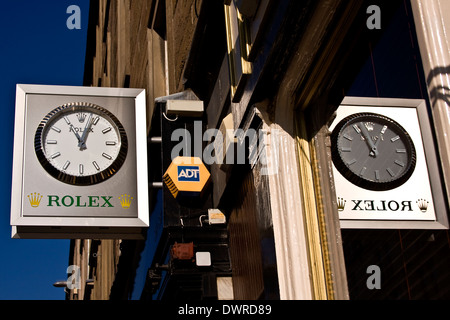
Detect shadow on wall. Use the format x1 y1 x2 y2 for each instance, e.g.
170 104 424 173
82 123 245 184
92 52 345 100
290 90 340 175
427 65 450 108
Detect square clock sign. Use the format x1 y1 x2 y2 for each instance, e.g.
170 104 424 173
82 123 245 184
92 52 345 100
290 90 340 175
330 97 449 229
10 84 149 239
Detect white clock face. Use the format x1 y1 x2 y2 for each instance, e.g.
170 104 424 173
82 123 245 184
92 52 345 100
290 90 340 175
35 102 128 185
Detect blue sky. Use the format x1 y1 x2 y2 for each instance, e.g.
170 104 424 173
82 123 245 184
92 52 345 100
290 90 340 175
0 0 89 299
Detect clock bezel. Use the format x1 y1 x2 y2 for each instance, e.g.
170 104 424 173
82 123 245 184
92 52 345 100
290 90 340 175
331 112 416 191
34 102 128 186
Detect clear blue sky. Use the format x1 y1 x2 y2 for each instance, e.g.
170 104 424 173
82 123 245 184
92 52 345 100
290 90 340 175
0 0 89 299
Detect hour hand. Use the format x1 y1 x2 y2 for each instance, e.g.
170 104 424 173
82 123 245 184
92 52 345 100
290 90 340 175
369 137 381 157
69 124 83 145
78 114 93 150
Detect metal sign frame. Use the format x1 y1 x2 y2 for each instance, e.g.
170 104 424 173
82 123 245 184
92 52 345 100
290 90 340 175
10 84 149 239
330 97 449 229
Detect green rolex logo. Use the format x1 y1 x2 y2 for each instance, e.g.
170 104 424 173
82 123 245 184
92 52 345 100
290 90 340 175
47 195 114 207
27 193 134 209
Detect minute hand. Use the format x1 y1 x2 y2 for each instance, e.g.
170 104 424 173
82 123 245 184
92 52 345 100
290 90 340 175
359 122 379 157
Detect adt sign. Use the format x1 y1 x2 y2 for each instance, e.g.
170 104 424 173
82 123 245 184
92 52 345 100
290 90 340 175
178 166 200 182
163 157 210 199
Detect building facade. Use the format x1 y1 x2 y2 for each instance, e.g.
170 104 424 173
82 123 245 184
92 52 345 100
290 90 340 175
66 0 450 300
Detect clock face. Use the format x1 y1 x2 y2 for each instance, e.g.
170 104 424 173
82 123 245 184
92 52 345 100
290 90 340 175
35 102 128 185
331 112 416 191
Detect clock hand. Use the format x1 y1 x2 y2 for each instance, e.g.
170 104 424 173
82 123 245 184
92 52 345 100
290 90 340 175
359 122 379 157
370 136 381 157
69 124 83 144
78 113 93 150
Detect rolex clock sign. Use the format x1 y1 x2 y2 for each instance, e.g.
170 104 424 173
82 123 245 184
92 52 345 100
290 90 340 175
330 97 448 229
10 85 149 239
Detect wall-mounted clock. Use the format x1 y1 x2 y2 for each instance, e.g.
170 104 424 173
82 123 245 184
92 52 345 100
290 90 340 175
34 102 128 185
10 84 149 239
329 97 449 230
331 112 416 191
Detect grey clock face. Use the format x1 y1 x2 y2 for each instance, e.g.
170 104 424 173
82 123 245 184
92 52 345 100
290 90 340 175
331 113 416 191
35 102 128 185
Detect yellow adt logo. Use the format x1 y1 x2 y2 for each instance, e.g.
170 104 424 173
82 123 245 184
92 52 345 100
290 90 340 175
27 192 43 208
119 194 133 209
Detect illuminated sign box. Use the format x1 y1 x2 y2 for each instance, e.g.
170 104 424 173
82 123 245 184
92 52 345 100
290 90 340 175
330 97 449 229
10 84 149 239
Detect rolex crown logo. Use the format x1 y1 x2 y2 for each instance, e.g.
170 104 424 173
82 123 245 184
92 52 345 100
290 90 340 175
365 122 374 132
77 112 87 123
337 197 346 212
416 198 429 213
28 192 43 208
119 194 133 209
